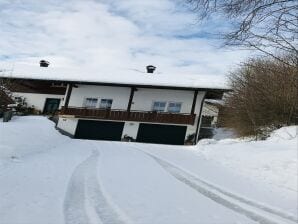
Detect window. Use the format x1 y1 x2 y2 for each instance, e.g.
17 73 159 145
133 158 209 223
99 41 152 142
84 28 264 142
152 101 166 112
84 98 98 108
100 99 113 109
201 116 214 127
167 102 182 113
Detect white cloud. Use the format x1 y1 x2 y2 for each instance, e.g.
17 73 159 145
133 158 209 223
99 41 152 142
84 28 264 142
0 0 250 77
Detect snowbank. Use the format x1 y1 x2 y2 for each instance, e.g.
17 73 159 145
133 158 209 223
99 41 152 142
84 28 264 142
197 126 298 192
268 126 297 141
0 116 93 224
0 116 69 162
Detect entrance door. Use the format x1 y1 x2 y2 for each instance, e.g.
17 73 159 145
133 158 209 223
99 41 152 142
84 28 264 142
136 123 187 145
43 98 61 114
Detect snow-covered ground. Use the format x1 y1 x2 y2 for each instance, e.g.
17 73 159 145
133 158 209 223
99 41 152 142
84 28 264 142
0 116 297 224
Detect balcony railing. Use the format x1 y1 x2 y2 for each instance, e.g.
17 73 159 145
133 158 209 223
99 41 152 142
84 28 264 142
60 107 196 125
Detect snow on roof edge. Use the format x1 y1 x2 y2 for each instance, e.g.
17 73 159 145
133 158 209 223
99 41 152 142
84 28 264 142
0 63 230 90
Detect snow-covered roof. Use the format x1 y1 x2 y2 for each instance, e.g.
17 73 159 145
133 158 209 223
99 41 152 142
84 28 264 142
0 62 229 90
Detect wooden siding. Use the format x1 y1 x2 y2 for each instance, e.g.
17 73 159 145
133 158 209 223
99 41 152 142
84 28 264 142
10 79 67 95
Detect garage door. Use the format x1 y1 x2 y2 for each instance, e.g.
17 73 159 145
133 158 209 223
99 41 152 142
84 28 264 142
75 120 124 141
136 123 187 145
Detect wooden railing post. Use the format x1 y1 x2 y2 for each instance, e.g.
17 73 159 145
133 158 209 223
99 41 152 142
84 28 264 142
64 83 73 108
127 87 135 119
191 90 198 115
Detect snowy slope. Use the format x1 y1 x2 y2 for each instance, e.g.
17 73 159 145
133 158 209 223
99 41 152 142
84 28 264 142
198 127 298 192
0 116 297 224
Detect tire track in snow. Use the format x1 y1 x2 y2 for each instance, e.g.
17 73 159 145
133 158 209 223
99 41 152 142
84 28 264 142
64 150 127 224
144 152 297 223
136 147 297 222
140 150 296 224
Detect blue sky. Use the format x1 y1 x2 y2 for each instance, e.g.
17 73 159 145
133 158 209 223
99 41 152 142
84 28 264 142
0 0 249 76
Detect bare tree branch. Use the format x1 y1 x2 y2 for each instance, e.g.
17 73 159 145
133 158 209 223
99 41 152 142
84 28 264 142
187 0 298 64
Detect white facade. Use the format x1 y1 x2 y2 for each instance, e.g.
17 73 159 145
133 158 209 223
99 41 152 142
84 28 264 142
67 85 131 110
57 84 206 144
12 92 64 112
56 116 78 135
131 88 204 113
66 84 204 113
122 122 140 139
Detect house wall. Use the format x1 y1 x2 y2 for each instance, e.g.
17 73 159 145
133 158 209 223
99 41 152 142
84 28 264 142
12 92 64 112
56 117 78 135
58 84 207 144
131 88 204 114
122 121 140 139
68 85 131 109
121 120 199 141
67 84 204 115
57 116 198 141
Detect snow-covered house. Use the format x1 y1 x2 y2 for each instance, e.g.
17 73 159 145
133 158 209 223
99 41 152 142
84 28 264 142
0 62 229 145
1 61 66 113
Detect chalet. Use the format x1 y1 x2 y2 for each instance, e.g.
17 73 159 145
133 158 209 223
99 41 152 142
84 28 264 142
0 61 229 145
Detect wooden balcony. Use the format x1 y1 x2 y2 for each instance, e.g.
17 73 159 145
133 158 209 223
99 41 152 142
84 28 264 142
60 107 196 125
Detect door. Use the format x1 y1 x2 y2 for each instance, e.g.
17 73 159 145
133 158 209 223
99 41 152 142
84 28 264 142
136 123 187 145
75 120 124 141
43 98 61 114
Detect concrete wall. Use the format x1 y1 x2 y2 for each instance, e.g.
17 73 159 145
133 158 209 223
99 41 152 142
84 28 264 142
12 92 64 112
121 121 140 139
56 117 78 136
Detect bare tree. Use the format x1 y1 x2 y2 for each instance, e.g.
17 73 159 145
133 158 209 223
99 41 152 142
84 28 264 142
0 70 15 108
0 81 14 109
187 0 298 64
220 54 298 137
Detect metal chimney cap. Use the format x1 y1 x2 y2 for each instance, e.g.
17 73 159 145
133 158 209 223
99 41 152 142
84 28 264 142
40 60 50 67
146 65 156 73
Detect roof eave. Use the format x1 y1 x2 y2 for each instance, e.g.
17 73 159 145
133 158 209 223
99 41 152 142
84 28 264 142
1 76 231 92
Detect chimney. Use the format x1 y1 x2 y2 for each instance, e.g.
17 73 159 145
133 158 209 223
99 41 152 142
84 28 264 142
146 65 156 73
40 60 50 67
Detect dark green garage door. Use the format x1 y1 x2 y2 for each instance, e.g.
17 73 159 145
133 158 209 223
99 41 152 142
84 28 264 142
75 120 124 141
136 123 187 145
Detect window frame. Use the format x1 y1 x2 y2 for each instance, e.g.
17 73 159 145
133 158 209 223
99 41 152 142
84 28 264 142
83 97 98 108
99 98 113 109
151 101 167 112
167 101 182 113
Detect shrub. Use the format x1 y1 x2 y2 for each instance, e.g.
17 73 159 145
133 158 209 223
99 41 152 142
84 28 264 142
220 55 297 138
